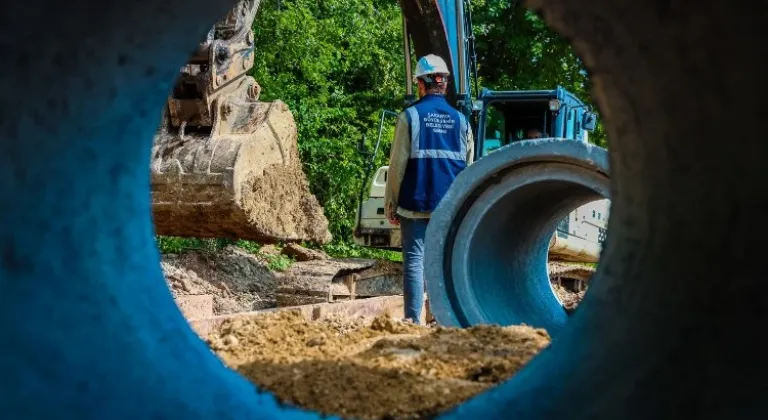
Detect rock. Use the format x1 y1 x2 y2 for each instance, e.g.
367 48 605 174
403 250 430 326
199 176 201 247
306 334 327 347
281 243 328 261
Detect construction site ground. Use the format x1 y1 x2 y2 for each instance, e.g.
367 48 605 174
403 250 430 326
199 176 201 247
164 243 587 419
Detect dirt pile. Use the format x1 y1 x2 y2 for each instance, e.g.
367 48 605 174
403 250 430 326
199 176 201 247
163 246 279 314
553 283 586 312
208 311 550 419
241 164 333 244
548 262 591 312
151 99 332 244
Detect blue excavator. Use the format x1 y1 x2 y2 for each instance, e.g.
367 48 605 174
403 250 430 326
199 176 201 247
350 0 611 327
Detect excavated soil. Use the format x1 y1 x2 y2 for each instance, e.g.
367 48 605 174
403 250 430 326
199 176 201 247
208 311 551 419
548 262 591 311
241 164 332 244
163 246 279 314
151 98 332 245
552 283 586 312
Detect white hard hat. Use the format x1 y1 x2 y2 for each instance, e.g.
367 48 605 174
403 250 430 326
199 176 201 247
413 54 450 80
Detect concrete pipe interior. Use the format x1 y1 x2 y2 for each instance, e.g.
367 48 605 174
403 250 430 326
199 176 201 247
447 162 608 334
1 0 766 418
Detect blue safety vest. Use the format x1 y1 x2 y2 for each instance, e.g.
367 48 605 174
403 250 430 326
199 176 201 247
398 94 470 213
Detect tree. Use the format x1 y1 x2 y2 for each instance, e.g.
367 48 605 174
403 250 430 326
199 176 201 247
249 0 406 255
470 0 606 146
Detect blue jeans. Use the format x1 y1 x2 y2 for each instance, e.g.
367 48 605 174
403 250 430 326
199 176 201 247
400 216 430 323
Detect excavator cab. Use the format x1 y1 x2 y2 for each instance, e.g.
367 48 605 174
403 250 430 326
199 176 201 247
475 86 596 158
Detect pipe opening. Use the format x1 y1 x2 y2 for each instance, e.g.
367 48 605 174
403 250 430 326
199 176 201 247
548 194 609 313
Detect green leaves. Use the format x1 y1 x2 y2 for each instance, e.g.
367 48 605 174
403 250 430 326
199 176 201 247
250 0 404 248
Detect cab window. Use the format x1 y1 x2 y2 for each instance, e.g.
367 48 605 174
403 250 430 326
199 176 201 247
481 100 555 157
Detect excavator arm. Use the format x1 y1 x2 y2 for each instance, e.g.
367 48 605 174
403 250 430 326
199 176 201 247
149 0 469 245
151 0 331 244
398 0 473 110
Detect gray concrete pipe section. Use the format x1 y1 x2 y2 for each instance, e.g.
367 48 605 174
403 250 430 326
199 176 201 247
425 139 609 336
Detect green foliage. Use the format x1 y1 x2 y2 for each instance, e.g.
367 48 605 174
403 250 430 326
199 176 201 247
263 253 295 271
156 236 295 271
250 0 406 249
156 236 232 255
233 240 296 271
321 242 402 262
471 2 585 92
233 239 262 254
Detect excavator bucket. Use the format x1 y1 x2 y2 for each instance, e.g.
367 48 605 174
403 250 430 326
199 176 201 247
150 0 331 244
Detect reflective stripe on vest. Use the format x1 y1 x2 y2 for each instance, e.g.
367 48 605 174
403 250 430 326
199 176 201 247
405 106 469 160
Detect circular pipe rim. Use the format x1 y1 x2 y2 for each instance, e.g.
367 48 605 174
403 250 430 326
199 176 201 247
450 162 609 331
425 138 610 328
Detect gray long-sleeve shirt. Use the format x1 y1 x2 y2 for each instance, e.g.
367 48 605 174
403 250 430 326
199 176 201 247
384 110 475 220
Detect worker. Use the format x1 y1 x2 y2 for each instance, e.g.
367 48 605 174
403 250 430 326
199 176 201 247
384 54 474 324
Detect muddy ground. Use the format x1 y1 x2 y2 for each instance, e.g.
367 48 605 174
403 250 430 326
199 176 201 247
208 311 551 419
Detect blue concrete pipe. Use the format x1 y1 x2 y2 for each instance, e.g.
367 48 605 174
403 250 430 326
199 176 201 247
1 0 767 418
0 0 319 418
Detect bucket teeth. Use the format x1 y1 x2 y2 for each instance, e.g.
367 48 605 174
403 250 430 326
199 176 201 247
151 95 331 244
149 0 331 244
